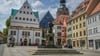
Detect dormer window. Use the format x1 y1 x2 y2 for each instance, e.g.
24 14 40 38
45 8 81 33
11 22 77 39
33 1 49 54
19 17 21 20
27 6 29 9
24 6 26 8
20 11 22 13
27 18 29 21
27 12 29 14
30 18 32 21
23 11 25 14
30 12 32 15
23 18 25 20
33 19 36 21
15 17 17 20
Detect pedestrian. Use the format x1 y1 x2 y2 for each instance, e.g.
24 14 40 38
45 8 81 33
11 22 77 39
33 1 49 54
9 36 15 47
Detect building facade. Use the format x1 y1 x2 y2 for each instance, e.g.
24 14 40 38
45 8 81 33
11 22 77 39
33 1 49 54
87 1 100 50
57 0 69 17
67 17 72 45
53 15 68 46
8 1 42 46
72 0 99 49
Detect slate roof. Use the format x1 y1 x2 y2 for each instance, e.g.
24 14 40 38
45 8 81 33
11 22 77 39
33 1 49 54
40 11 54 28
11 9 39 19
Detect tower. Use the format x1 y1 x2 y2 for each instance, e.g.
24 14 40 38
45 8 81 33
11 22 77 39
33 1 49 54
57 0 69 17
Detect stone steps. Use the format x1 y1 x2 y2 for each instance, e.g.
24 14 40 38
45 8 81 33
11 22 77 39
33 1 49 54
32 49 83 55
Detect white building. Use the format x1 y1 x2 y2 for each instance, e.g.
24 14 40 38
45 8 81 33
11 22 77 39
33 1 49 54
87 2 100 50
8 1 42 46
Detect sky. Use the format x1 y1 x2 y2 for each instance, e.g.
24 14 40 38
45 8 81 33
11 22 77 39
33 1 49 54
0 0 84 32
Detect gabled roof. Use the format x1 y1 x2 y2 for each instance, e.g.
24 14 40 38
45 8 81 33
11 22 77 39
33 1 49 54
40 11 54 23
53 15 69 25
72 0 99 19
11 9 39 18
89 2 100 16
40 11 54 28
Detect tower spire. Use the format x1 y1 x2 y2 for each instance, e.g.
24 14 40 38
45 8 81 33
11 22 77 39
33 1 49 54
60 0 66 8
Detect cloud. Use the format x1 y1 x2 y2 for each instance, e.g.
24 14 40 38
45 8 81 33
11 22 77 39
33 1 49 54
32 0 44 9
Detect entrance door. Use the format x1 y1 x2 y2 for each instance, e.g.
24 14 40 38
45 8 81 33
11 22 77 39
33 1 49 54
24 39 27 46
57 39 61 45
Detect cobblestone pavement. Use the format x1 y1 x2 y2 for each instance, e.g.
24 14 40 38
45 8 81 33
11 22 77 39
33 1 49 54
3 46 100 56
0 44 5 56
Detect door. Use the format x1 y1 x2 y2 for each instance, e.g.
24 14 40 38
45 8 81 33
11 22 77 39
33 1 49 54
24 39 27 46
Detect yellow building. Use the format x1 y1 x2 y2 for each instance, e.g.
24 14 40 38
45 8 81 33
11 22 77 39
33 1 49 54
72 0 99 49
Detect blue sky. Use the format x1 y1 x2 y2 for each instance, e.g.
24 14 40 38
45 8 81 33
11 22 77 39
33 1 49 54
0 0 84 31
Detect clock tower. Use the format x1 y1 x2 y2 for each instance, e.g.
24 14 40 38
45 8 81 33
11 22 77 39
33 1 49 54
57 0 69 17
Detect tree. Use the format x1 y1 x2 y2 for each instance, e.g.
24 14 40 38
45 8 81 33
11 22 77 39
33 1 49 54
6 16 11 28
5 16 11 36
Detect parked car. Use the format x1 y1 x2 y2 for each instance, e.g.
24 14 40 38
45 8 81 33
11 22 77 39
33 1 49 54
64 44 72 48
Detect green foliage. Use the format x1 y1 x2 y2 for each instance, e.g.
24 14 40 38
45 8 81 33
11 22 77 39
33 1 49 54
6 16 11 28
5 28 8 36
62 40 66 45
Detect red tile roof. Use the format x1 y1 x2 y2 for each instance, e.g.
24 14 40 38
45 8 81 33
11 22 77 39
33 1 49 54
53 15 69 25
89 2 100 16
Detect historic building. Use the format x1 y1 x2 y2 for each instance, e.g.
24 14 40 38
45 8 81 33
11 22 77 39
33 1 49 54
72 0 99 49
57 0 69 17
53 0 69 46
40 11 54 45
67 17 72 45
8 1 42 46
53 15 69 46
87 1 100 50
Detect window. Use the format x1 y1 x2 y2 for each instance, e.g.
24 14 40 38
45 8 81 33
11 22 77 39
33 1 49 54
88 20 89 24
24 6 26 8
73 26 75 30
73 20 75 24
90 18 91 24
80 17 81 21
57 26 61 29
20 11 22 13
30 12 32 15
35 32 40 37
19 17 21 20
11 31 16 35
35 39 39 44
28 32 30 36
33 19 36 22
89 40 93 47
57 32 61 36
76 19 78 22
83 15 85 19
15 17 17 20
80 23 82 28
73 33 75 37
30 19 32 21
27 12 29 14
96 27 98 33
23 18 25 20
95 16 96 21
27 6 29 9
23 11 25 14
27 18 29 21
76 25 78 29
99 15 100 20
80 31 82 36
83 22 85 27
76 32 78 37
83 30 86 35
